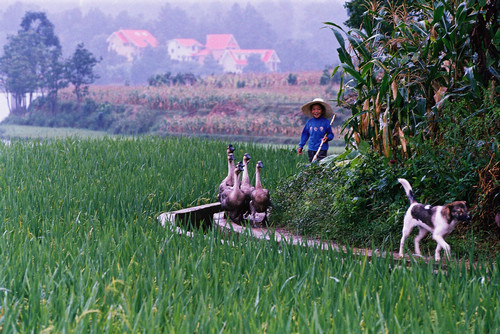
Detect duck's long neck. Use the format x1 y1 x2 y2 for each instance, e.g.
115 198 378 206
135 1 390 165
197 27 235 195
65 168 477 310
255 167 262 189
242 160 250 185
233 170 241 189
227 158 234 184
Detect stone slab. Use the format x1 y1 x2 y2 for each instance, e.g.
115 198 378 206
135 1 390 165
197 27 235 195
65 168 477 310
157 202 222 229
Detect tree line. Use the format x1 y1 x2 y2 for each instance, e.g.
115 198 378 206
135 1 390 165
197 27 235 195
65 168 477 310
0 12 100 114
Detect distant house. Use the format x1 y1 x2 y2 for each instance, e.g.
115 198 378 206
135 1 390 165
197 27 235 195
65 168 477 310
107 29 159 61
219 49 280 74
204 34 240 61
166 33 280 73
167 38 204 62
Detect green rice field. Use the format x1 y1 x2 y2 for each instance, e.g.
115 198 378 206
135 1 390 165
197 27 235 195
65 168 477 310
0 137 498 332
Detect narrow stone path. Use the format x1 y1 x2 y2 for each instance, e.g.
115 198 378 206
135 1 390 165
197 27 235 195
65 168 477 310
213 212 404 260
157 206 474 270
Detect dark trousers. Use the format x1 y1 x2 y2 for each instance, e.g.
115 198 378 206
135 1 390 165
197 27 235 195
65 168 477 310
307 150 327 162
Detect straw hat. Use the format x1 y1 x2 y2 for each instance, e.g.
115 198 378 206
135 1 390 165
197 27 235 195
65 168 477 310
301 98 334 118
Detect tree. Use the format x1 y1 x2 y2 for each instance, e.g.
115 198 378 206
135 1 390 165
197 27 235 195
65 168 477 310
199 54 223 76
41 48 68 114
129 46 174 85
222 3 277 49
154 4 194 43
274 38 317 72
0 32 39 112
243 54 267 74
65 43 100 104
0 11 63 113
20 11 61 49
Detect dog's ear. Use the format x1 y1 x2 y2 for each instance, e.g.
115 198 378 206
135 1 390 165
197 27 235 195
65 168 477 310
454 201 468 210
442 204 452 220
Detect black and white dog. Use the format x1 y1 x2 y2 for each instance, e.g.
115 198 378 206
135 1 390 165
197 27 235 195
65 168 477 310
398 178 470 261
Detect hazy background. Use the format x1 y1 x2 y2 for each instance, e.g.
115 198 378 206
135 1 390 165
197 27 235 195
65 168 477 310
0 0 348 89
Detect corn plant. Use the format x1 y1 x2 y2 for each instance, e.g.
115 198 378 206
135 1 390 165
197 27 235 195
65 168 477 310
326 0 498 159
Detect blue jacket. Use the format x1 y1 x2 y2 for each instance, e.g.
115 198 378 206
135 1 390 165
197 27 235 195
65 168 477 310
298 117 334 151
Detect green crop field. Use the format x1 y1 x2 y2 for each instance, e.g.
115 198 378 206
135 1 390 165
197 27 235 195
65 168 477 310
0 137 498 332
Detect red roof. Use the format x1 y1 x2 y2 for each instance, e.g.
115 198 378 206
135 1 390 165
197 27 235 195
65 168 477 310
115 30 158 48
227 49 277 63
227 51 247 65
174 38 203 48
205 34 239 50
193 49 211 57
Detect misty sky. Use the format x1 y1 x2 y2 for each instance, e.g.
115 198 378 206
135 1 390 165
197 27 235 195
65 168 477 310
5 0 348 5
15 0 346 3
3 0 349 21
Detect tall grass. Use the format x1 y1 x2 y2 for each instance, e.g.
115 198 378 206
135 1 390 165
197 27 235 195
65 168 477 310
0 137 498 332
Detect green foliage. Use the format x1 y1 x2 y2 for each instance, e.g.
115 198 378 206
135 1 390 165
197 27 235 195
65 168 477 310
243 54 268 74
289 0 499 249
274 136 499 256
406 95 499 231
4 99 119 132
344 0 407 31
0 11 63 113
274 151 404 246
147 72 198 87
65 43 101 103
0 31 40 111
0 12 100 113
326 0 498 159
286 73 298 85
320 66 342 86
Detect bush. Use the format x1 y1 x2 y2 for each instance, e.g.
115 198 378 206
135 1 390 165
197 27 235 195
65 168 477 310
3 98 125 132
286 73 297 85
274 151 403 245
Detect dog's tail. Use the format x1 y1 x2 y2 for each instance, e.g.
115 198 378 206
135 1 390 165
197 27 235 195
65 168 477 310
398 178 417 204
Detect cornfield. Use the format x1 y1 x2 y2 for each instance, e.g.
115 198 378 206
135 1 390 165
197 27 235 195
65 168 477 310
57 71 345 140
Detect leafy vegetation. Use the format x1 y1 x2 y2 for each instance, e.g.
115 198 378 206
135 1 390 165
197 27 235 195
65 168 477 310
0 124 109 139
274 0 498 256
0 0 497 331
328 0 497 160
65 43 101 104
274 145 498 257
0 137 498 332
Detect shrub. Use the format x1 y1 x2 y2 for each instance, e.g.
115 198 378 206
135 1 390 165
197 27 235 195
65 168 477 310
286 73 297 85
274 151 404 244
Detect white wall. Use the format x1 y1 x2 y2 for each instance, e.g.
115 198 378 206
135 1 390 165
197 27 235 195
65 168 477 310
0 93 9 122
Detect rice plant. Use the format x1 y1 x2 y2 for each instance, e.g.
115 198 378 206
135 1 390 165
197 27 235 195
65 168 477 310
0 137 497 332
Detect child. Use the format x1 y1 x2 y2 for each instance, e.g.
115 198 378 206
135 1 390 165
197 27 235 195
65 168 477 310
297 98 335 162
